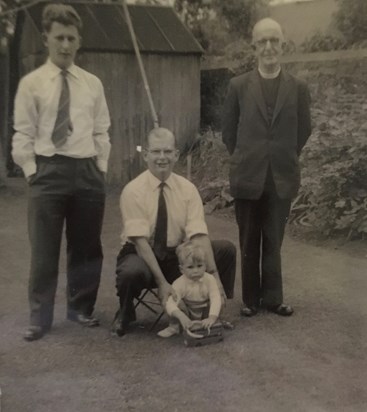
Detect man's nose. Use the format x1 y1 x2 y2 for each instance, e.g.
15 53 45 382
61 39 71 49
264 40 272 49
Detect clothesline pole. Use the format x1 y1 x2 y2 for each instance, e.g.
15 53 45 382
121 0 159 129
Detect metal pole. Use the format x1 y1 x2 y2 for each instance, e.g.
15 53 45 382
121 0 159 128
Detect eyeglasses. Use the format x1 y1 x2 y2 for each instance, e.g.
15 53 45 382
255 38 281 48
146 149 176 156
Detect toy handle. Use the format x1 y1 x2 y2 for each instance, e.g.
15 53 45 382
185 321 207 339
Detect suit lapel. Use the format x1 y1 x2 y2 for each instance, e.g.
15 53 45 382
248 70 268 124
271 71 291 127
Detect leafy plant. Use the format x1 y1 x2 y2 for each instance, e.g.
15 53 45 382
291 142 367 239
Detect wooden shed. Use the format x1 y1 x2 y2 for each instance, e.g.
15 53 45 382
8 1 203 185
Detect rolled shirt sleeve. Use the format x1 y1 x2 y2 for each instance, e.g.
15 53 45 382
185 185 208 239
119 171 209 247
120 184 151 240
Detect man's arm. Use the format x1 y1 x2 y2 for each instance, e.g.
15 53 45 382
130 236 174 306
120 186 174 305
12 77 38 178
297 80 312 156
222 79 240 156
166 284 193 330
93 79 111 173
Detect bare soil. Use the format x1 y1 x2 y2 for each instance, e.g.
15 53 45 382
1 178 367 412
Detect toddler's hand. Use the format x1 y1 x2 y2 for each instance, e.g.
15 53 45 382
201 315 217 330
181 318 194 330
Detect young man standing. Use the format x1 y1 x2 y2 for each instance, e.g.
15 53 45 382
12 4 111 341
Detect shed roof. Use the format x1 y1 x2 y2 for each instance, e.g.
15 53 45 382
21 1 203 55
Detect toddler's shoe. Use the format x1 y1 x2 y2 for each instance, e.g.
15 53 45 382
157 323 180 338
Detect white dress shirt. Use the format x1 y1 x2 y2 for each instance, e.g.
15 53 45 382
12 59 111 177
166 272 221 318
120 170 208 247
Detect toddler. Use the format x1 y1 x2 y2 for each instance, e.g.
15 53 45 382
158 240 221 338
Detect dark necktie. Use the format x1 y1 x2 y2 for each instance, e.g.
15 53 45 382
51 70 73 148
153 182 168 260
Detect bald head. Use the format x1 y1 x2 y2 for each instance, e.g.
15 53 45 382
146 127 176 149
252 18 284 42
144 127 179 181
251 18 284 74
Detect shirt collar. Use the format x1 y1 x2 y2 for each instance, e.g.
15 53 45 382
257 66 281 79
46 59 79 80
146 170 174 190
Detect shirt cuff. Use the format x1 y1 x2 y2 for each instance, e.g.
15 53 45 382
124 219 150 239
96 159 108 173
185 220 208 239
23 161 37 178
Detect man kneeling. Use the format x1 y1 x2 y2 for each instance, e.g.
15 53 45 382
112 128 236 336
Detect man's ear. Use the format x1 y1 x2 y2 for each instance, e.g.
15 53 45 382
142 148 149 163
42 32 48 48
174 149 180 161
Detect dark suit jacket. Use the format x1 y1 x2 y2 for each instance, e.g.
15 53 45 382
222 69 311 200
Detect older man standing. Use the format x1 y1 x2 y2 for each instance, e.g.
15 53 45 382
112 127 236 337
12 4 111 340
222 18 311 317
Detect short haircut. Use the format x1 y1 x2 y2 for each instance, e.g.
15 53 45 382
42 4 82 33
146 127 177 149
252 18 284 42
176 241 206 266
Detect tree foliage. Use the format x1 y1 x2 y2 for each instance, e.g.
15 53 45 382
301 31 347 53
1 0 43 43
333 0 367 45
213 0 268 40
174 0 268 53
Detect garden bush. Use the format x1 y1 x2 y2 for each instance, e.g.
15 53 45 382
183 131 367 240
293 140 367 239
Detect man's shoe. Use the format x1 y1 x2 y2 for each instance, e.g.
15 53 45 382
111 310 128 337
267 304 294 317
67 312 100 327
240 305 258 317
23 326 45 342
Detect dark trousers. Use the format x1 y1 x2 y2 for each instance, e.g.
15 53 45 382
115 240 236 324
28 155 105 328
234 184 291 308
